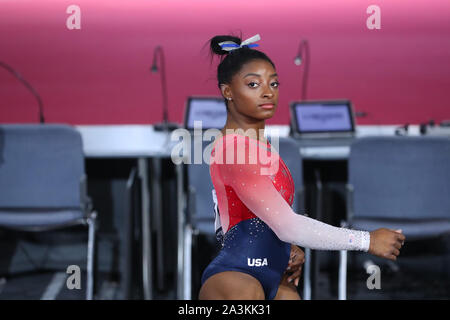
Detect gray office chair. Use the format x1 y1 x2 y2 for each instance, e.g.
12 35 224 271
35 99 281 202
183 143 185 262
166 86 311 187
338 136 450 299
0 124 98 300
184 134 217 299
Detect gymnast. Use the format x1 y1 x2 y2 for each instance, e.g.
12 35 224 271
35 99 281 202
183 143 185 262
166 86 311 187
198 33 405 300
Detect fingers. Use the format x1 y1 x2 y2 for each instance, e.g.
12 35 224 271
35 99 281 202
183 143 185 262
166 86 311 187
292 257 305 267
371 229 405 261
384 252 397 261
288 254 305 269
289 268 302 279
382 242 401 260
395 232 405 249
288 253 297 266
394 229 406 242
287 250 304 287
390 229 405 249
384 245 400 259
288 269 302 287
287 260 303 273
290 248 305 262
291 245 305 257
297 249 305 260
387 254 397 261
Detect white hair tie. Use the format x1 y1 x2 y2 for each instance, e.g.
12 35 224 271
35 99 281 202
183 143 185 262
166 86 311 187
218 34 261 52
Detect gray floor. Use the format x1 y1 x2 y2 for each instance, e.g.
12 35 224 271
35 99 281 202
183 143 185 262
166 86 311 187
0 256 449 300
0 232 449 300
0 268 449 300
313 238 450 300
0 270 123 300
315 261 450 300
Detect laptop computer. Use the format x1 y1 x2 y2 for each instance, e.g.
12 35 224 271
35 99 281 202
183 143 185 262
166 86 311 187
184 96 227 130
289 100 357 147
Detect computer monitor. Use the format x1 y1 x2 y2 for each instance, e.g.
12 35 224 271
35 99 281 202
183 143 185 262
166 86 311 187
184 96 227 130
290 100 356 138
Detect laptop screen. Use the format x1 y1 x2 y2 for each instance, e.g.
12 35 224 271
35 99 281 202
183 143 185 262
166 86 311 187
291 100 355 135
184 97 227 130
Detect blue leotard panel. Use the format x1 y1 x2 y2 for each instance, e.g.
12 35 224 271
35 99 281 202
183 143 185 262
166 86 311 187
201 217 291 300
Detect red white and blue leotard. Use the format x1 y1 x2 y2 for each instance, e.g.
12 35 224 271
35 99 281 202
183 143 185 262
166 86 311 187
201 133 370 299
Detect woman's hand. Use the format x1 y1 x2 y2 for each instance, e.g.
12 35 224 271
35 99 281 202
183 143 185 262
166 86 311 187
285 245 305 287
369 228 406 261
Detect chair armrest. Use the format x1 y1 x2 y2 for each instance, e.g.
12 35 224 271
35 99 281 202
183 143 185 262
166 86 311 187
295 186 306 214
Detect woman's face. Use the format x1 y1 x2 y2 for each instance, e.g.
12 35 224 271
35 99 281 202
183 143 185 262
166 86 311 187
221 59 280 121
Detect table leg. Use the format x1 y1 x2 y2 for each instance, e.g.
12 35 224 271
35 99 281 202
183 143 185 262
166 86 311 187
138 158 152 300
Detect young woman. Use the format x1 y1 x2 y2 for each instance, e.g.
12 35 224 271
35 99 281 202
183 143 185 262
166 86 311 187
198 33 405 300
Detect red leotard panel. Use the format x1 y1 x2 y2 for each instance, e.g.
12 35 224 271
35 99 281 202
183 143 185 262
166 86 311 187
210 134 295 234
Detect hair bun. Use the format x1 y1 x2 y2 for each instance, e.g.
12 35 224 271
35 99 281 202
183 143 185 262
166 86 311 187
210 35 242 56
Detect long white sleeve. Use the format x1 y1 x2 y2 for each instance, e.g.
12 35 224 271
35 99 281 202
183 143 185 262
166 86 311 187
212 134 370 252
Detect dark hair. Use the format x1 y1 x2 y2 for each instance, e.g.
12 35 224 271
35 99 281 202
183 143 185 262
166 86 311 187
206 33 276 108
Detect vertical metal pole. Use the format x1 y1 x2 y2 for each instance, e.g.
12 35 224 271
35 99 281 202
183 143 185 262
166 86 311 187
138 158 152 300
151 157 165 291
183 224 192 299
303 247 311 300
312 169 322 300
339 249 347 300
176 163 186 299
86 211 97 300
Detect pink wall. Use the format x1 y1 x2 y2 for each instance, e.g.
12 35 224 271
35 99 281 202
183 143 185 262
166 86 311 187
1 0 449 125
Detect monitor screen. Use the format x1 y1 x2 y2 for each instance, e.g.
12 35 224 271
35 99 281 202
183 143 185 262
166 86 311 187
291 101 355 134
184 97 227 130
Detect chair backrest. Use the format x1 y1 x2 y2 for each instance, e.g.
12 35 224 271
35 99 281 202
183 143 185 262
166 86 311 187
273 136 304 213
0 124 85 210
349 136 450 220
186 134 216 232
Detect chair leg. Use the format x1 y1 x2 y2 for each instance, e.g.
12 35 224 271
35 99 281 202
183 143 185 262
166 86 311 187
303 247 312 300
338 249 347 300
183 224 193 300
86 211 97 300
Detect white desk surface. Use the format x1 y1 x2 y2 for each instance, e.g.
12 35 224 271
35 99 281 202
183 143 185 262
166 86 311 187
76 125 177 158
76 124 421 159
